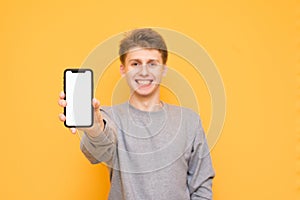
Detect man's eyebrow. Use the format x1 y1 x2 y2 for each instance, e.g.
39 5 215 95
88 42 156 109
147 59 160 62
128 59 160 62
128 59 141 62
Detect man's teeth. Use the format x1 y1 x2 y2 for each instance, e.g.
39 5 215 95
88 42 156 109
137 80 151 85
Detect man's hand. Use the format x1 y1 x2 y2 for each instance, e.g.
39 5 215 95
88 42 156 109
58 91 105 137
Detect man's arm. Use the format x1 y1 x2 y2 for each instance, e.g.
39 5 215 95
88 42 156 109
187 120 215 200
58 91 117 165
80 114 117 165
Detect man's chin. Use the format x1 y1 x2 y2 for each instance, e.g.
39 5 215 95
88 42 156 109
132 86 157 97
134 89 154 97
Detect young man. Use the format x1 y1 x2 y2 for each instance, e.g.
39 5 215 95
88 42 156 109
58 28 215 200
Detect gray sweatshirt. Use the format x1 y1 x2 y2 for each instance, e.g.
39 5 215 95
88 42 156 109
80 102 214 200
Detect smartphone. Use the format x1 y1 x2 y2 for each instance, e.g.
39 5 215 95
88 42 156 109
64 69 93 127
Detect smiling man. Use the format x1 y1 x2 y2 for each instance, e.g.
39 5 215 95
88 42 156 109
58 28 215 200
120 47 167 111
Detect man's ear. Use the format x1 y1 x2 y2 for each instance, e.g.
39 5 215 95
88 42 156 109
120 64 126 77
162 65 168 77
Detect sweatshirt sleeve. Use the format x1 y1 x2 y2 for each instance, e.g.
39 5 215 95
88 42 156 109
80 109 117 165
187 119 215 200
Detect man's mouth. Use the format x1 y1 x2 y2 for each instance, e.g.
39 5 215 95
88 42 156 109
135 79 153 85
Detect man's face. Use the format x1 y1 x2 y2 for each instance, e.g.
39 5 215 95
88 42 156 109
120 48 167 97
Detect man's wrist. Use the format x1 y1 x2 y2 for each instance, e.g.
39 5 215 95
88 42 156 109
86 119 106 138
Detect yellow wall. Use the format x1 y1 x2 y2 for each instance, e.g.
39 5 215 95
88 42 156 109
0 0 298 199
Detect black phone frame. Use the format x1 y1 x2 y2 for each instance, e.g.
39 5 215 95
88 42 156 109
63 68 94 128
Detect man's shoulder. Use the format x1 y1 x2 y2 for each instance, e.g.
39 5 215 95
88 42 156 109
100 103 126 111
101 102 202 122
165 103 200 120
165 103 204 137
100 102 129 117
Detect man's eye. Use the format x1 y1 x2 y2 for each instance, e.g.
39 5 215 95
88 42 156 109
149 63 159 67
131 62 139 67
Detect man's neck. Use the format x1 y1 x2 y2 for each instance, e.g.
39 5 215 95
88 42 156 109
129 92 163 112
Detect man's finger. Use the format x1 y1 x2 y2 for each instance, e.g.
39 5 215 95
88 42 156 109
70 128 77 134
92 98 104 130
93 99 101 118
59 91 65 99
58 99 67 107
92 98 100 109
58 113 66 122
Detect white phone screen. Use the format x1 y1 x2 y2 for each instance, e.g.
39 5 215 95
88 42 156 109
64 69 93 127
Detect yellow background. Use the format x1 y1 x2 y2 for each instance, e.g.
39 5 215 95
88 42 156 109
0 0 298 200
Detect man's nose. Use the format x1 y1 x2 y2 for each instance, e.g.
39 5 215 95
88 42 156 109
140 64 149 76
